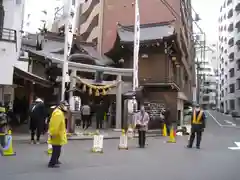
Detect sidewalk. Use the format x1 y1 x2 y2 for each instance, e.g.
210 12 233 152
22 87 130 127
12 128 162 142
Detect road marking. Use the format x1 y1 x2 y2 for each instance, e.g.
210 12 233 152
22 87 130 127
228 142 240 150
207 111 240 128
224 120 236 126
206 111 223 127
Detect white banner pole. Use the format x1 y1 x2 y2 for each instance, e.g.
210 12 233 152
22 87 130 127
61 0 71 101
133 0 140 92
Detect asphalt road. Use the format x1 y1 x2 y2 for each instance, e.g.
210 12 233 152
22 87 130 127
1 111 240 180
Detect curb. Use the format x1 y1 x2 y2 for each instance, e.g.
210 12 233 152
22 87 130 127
13 134 162 143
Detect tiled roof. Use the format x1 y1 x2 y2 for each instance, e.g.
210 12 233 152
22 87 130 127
22 33 114 65
117 21 175 44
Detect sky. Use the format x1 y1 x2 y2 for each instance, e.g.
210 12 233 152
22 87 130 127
23 0 222 44
23 0 63 33
191 0 222 44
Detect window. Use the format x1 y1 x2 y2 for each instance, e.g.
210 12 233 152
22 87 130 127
229 52 234 61
237 79 240 89
225 88 228 94
236 21 240 33
225 74 227 80
228 23 234 32
237 60 240 70
228 38 234 47
228 9 233 19
229 84 235 93
203 96 209 101
237 43 240 51
227 0 232 6
229 99 235 110
229 68 235 77
221 90 224 97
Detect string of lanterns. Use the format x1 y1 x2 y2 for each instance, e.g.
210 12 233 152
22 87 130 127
75 77 119 96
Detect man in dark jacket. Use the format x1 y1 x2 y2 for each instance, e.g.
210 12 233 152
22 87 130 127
187 104 206 149
163 108 171 136
96 101 105 129
29 98 47 144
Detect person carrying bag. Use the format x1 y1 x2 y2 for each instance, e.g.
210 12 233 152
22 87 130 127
135 105 150 148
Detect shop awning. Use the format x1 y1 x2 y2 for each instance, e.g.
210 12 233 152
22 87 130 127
14 67 53 87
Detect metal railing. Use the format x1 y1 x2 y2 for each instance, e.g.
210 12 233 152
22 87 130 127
0 28 17 42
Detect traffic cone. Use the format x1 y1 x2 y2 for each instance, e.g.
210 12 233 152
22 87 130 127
1 130 16 156
118 129 128 150
162 124 167 136
167 126 176 143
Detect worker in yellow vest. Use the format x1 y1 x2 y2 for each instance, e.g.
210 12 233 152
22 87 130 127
187 104 206 149
48 101 69 168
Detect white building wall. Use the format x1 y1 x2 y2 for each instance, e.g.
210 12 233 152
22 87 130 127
195 43 218 108
0 0 25 85
218 0 240 113
0 42 17 85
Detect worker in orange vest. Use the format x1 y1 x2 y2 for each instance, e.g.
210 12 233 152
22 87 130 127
187 104 206 149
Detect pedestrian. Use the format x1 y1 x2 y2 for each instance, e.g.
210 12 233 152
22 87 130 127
29 98 47 144
96 101 104 129
0 103 7 149
135 105 150 148
81 103 91 130
187 104 206 149
163 108 171 136
48 101 69 168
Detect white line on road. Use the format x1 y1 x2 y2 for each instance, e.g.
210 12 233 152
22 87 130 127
206 111 223 127
207 111 240 129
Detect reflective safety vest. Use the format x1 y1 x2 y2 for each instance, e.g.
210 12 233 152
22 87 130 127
192 110 203 124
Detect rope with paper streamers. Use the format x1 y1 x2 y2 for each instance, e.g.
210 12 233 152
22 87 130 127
76 77 118 96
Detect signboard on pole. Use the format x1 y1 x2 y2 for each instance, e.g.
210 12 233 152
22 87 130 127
133 0 140 92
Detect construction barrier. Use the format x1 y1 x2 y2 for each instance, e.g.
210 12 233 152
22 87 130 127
91 131 103 153
1 130 16 156
118 129 128 150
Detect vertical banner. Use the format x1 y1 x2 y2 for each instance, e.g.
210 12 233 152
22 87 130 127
67 0 84 56
133 0 140 91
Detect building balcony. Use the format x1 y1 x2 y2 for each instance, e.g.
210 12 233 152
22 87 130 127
0 28 16 43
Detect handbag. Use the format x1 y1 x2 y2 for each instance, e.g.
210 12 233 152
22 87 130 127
136 113 145 129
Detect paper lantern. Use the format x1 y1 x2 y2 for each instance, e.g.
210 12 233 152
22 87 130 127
95 89 100 96
89 88 92 95
82 84 86 92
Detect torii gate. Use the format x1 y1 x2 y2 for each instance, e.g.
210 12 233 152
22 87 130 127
67 54 133 131
24 48 133 130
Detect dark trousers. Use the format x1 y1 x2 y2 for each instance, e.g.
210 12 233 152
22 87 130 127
166 124 171 136
31 128 41 141
0 134 5 147
82 115 91 129
138 130 146 148
96 118 103 129
49 145 62 166
188 128 202 148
